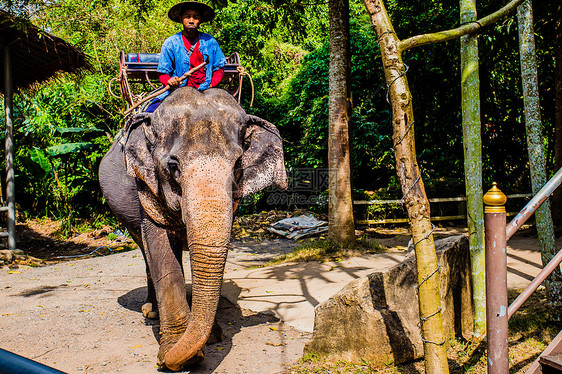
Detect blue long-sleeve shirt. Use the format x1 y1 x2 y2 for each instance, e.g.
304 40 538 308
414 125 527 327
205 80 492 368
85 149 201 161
156 31 226 100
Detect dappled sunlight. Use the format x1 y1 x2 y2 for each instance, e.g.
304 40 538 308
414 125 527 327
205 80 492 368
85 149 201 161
221 251 406 332
507 251 542 270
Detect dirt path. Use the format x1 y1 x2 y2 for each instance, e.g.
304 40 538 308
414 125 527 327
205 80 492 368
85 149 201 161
0 225 554 374
0 239 308 374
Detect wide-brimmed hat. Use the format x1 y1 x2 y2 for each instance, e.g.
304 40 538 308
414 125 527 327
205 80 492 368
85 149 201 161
168 1 215 23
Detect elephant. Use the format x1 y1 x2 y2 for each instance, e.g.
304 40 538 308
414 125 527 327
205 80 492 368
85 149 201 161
98 87 287 371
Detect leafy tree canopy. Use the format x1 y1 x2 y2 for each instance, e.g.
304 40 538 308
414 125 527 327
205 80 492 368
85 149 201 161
0 0 556 222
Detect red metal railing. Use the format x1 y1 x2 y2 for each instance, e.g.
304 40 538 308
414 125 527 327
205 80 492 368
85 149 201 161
484 167 562 374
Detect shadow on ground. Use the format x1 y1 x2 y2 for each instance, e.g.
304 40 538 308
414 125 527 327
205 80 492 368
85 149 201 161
15 222 134 262
118 280 280 373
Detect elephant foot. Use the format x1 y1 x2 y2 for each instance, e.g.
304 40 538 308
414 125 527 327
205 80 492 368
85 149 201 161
207 320 223 344
142 302 159 319
160 349 204 371
157 332 204 370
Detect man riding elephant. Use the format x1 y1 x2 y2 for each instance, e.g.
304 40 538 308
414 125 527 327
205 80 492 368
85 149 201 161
98 4 288 370
99 87 287 370
146 1 226 113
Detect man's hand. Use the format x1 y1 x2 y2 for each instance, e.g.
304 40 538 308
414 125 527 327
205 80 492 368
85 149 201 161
167 76 181 87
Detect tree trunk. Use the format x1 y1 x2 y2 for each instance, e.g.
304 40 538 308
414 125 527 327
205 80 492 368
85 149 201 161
553 0 562 224
328 0 356 247
362 1 449 372
460 0 486 340
358 0 526 370
517 0 562 321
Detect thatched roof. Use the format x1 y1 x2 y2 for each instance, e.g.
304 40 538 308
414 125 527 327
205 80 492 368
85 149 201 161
0 10 89 91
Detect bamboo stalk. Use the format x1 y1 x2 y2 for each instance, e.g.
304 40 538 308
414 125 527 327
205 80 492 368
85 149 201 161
460 0 486 339
517 0 562 321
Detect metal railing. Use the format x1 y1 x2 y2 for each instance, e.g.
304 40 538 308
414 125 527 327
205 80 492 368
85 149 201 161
0 348 67 374
484 167 562 374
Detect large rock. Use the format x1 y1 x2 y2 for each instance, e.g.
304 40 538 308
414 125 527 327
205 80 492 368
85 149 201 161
304 235 473 365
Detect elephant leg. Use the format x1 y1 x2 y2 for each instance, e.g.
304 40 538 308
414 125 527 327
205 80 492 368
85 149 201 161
140 217 203 365
140 250 158 319
99 140 157 317
140 235 183 320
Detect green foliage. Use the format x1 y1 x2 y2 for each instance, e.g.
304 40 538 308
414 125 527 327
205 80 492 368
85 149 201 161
208 0 329 102
477 1 555 191
353 188 403 223
256 16 394 192
388 0 555 194
4 73 119 232
2 0 556 223
46 142 96 157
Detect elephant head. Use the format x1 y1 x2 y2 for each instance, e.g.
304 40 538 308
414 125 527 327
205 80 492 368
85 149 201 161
122 87 287 370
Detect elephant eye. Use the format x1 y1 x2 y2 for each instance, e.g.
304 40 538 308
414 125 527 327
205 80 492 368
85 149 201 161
167 157 181 179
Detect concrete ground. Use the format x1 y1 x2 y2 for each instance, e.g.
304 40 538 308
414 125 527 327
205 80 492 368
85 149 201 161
0 229 558 373
223 230 558 333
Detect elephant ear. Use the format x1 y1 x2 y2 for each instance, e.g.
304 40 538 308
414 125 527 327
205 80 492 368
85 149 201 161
235 115 288 199
123 113 159 196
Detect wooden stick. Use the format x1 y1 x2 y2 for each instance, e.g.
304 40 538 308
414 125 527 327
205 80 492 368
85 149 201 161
124 61 207 115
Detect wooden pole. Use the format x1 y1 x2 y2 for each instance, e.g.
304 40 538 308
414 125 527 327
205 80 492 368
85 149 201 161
4 44 16 251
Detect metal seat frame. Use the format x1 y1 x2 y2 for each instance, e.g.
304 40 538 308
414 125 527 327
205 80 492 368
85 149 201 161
115 51 244 111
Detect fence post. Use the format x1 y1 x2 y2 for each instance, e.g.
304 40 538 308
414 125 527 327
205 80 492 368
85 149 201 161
484 182 509 373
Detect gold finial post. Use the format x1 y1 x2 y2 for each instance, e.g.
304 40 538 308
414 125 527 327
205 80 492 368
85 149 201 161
484 181 509 374
484 182 507 213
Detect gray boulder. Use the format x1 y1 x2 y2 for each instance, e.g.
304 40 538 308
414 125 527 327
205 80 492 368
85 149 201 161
304 235 473 365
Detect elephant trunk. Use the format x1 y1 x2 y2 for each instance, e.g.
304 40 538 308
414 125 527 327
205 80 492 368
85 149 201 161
163 243 228 371
164 157 233 371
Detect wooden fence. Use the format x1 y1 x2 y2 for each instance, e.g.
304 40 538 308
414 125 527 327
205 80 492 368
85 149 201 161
354 194 532 225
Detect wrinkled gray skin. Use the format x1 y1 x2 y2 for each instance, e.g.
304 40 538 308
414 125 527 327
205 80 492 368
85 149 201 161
98 87 287 371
